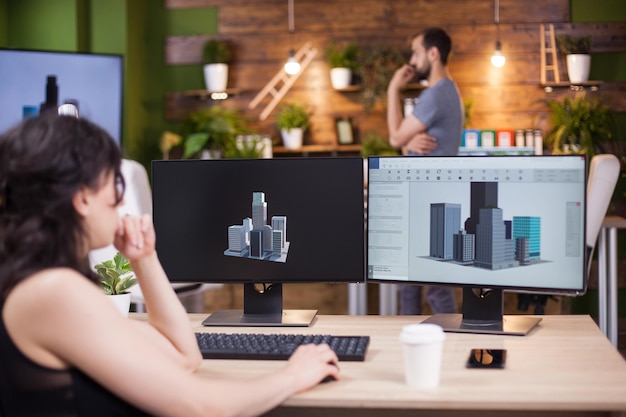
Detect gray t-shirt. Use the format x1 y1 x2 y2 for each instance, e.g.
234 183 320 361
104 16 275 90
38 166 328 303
410 78 463 156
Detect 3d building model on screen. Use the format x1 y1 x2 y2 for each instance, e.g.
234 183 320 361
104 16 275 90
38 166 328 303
427 182 542 270
224 192 289 263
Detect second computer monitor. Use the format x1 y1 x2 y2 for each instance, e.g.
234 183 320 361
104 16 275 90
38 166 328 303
367 155 587 335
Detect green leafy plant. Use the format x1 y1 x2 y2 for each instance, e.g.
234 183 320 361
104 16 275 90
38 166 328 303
202 39 232 64
325 42 360 70
357 44 405 111
360 131 400 157
543 92 615 157
276 102 311 130
556 34 592 55
182 107 248 158
95 252 137 296
223 135 265 158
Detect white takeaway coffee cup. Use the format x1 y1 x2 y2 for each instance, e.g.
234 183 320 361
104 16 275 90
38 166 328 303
399 323 445 388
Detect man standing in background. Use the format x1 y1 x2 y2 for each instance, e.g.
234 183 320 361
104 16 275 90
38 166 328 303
386 27 464 315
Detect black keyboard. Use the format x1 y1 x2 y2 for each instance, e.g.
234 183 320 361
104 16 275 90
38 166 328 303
195 332 370 361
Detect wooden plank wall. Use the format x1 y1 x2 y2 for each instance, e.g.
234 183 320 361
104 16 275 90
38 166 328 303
164 0 626 148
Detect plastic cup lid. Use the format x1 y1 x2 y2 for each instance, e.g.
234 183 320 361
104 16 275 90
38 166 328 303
399 323 445 344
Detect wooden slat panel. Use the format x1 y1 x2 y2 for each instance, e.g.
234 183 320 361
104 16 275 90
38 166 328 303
163 0 626 147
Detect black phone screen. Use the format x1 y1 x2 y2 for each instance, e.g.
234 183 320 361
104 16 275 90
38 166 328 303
466 349 507 368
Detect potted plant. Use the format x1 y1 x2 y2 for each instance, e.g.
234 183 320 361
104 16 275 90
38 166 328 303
360 131 400 157
94 252 137 317
182 107 247 159
325 42 359 89
202 39 232 92
276 102 311 149
543 92 615 157
556 34 592 84
357 44 405 111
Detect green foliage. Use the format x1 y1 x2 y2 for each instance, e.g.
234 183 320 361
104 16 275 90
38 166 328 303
182 107 248 158
276 102 311 130
556 34 592 55
357 44 405 111
95 252 137 296
325 42 360 70
203 39 232 64
360 132 400 157
223 136 265 158
543 92 615 157
464 98 475 128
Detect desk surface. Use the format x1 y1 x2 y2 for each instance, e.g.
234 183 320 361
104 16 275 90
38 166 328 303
132 314 626 416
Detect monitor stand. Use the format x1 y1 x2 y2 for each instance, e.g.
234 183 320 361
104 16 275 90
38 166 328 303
421 288 542 336
202 283 317 327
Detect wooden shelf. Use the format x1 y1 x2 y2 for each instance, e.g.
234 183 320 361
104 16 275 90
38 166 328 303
541 81 603 92
332 82 426 93
273 144 361 157
174 88 241 100
458 146 536 156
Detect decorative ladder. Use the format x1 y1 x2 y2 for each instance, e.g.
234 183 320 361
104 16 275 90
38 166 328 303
248 41 318 121
539 23 561 85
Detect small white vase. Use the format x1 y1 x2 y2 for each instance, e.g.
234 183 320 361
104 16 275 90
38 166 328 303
566 54 591 84
108 293 131 317
281 128 303 149
203 63 229 92
330 67 352 89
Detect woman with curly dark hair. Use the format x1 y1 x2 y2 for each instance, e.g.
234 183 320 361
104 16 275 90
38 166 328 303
0 114 339 417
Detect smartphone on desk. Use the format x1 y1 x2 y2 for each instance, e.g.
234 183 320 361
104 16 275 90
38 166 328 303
466 349 507 369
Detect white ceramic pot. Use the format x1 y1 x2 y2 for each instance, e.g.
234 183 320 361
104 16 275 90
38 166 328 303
108 293 131 317
330 67 352 89
280 128 303 149
566 54 591 84
203 63 229 92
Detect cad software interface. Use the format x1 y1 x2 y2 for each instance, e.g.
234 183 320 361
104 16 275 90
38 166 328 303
367 156 586 292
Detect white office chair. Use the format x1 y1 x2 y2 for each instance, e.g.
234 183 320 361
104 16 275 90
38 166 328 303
89 159 221 313
586 153 620 275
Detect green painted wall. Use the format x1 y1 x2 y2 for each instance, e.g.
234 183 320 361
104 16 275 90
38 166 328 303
0 0 8 46
571 0 626 22
7 0 78 51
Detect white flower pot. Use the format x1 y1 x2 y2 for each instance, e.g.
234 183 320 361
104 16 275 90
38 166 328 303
203 63 229 92
330 67 352 89
108 293 131 317
566 54 591 84
281 128 303 149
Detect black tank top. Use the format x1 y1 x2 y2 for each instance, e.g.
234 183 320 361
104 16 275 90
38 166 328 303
0 299 151 416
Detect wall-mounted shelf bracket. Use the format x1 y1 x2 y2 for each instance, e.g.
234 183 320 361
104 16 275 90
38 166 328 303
248 41 318 121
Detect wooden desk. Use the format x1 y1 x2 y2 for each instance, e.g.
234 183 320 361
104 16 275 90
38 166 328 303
132 314 626 417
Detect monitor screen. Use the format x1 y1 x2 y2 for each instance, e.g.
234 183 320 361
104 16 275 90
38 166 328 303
0 48 123 146
152 157 365 326
367 155 587 335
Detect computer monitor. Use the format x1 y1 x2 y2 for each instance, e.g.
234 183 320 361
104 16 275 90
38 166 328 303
0 48 123 146
367 155 587 335
152 157 365 326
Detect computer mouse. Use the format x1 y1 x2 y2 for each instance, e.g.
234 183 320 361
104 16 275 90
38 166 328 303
320 374 337 383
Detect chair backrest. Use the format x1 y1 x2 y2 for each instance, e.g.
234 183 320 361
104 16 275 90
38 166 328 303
586 154 620 250
89 159 152 267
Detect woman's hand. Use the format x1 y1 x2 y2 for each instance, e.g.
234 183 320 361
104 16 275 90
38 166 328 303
282 344 340 392
113 214 156 261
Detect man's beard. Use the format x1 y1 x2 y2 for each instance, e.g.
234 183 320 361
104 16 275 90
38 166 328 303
415 62 431 81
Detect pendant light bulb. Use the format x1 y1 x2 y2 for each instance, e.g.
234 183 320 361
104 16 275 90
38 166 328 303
284 49 301 75
491 40 506 68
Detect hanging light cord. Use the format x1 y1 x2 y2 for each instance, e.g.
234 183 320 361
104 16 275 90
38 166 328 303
288 0 295 34
494 0 500 43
